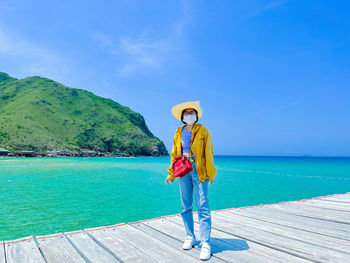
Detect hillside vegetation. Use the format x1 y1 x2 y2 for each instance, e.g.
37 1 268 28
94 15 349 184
0 72 168 156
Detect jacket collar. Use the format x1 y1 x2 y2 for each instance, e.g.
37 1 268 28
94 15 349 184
180 123 201 134
177 123 202 153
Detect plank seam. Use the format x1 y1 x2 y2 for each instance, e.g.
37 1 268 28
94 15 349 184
223 211 350 242
161 216 284 263
239 206 350 227
64 233 92 263
32 236 48 263
202 219 321 263
131 222 229 263
3 241 6 263
83 230 125 263
215 212 350 259
128 223 204 262
266 206 350 225
106 226 171 262
300 203 350 213
282 203 350 214
215 212 350 255
4 235 47 263
213 192 350 213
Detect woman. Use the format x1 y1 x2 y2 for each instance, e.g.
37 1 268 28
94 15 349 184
165 100 217 261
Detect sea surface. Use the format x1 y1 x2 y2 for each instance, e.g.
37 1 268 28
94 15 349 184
1 156 349 241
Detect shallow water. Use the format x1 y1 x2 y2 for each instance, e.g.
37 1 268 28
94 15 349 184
1 156 349 240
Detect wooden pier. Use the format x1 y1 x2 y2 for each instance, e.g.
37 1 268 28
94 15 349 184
2 192 350 262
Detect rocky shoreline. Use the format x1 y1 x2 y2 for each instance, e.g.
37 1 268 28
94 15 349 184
0 150 168 158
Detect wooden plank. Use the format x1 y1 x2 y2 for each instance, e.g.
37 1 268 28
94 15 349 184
318 196 350 203
64 230 120 262
321 193 350 200
253 204 349 224
0 241 5 263
263 204 350 224
85 224 160 262
317 199 350 205
334 195 350 200
279 202 350 216
326 197 350 202
148 217 256 262
214 210 350 253
138 217 247 263
298 202 350 213
316 193 350 199
235 206 350 232
206 212 350 263
316 193 350 200
230 207 350 241
4 236 45 263
2 193 349 262
314 198 350 209
305 200 350 212
234 204 350 229
162 215 311 263
36 233 85 263
106 223 202 263
131 222 213 263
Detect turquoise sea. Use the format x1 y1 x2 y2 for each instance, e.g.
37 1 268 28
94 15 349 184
1 156 349 241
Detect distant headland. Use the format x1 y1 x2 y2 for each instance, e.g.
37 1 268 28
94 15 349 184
0 72 168 157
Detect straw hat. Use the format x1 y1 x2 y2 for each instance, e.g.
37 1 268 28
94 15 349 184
171 100 202 122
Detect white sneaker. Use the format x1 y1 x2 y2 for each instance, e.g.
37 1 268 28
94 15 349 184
182 236 196 250
200 242 212 260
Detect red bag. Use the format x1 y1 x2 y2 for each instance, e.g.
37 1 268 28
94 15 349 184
173 130 198 178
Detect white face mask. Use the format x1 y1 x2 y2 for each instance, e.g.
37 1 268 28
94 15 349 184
183 114 196 125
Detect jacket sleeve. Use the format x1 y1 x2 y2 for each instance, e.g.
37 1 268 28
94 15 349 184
167 129 178 181
205 128 217 182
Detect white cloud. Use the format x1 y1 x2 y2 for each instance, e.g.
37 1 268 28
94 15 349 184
117 36 172 77
249 0 288 17
0 24 73 82
90 0 193 78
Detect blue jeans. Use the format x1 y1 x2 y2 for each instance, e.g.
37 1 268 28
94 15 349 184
178 153 211 245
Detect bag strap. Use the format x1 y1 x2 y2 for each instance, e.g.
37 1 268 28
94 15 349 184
188 130 198 161
188 131 198 154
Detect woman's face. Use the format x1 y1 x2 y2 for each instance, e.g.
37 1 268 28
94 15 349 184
183 108 196 116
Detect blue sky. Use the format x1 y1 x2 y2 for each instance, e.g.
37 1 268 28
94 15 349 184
0 0 349 156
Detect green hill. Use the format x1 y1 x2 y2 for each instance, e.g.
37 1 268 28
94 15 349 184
0 72 168 156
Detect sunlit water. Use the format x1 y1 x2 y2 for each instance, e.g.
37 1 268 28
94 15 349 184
1 156 349 240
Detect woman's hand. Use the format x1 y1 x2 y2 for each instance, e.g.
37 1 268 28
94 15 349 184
165 177 174 184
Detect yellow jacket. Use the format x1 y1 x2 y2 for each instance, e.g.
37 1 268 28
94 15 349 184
167 123 217 183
